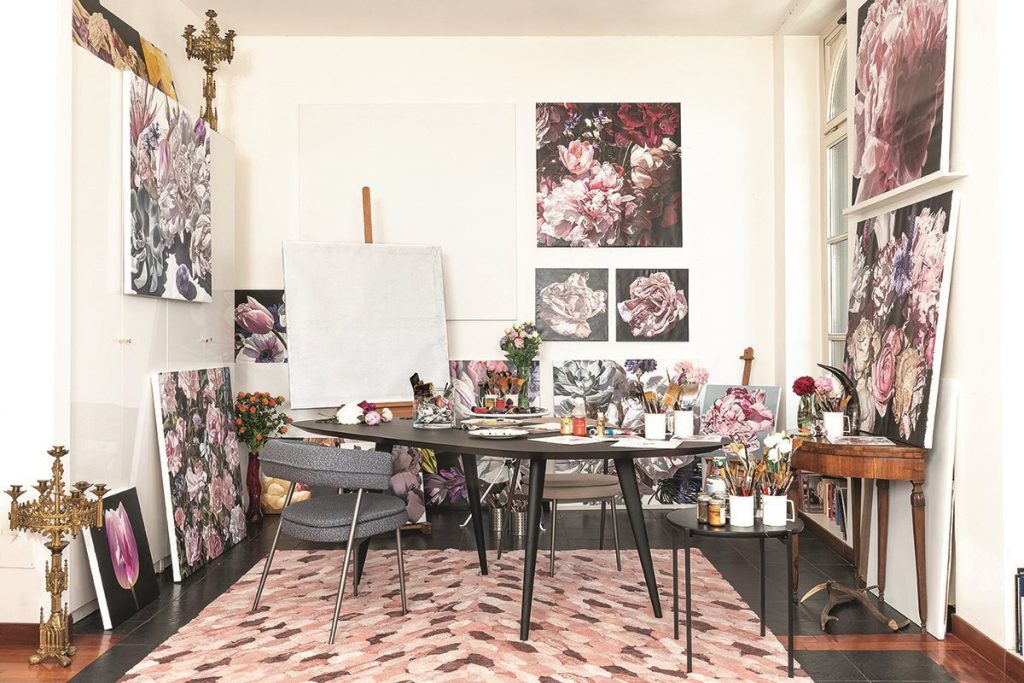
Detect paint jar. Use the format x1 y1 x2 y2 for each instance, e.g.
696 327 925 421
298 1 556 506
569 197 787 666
707 496 727 527
697 494 711 524
560 416 573 435
571 398 588 437
730 494 755 527
596 414 606 435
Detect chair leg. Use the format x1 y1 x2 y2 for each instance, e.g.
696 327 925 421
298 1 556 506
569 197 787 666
599 501 607 550
610 498 622 571
251 482 295 613
328 489 364 645
497 459 522 560
353 539 370 597
395 527 408 615
549 501 558 578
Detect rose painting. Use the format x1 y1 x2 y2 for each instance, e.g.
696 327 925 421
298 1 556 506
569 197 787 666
535 269 608 341
615 269 689 341
152 367 246 581
234 290 287 363
83 489 159 629
124 71 212 302
852 0 954 206
844 191 958 448
537 103 682 247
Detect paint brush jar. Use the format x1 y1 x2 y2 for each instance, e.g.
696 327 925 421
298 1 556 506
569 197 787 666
413 388 455 429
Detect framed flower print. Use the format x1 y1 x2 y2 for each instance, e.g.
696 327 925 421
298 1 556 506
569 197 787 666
615 269 689 342
535 269 608 341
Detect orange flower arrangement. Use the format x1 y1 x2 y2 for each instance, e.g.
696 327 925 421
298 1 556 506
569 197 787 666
233 391 293 452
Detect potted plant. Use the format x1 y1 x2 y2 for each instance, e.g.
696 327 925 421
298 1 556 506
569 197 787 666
234 391 292 522
499 322 541 410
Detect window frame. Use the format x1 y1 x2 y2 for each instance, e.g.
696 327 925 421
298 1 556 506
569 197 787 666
822 19 849 366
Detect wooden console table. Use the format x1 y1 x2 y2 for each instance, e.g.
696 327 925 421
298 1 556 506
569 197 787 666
789 437 928 632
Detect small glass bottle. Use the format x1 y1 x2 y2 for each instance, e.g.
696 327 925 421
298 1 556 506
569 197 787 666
697 494 711 524
571 398 588 437
560 415 572 435
596 414 607 435
708 496 727 527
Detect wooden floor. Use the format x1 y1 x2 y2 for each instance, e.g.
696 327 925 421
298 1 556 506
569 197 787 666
0 634 120 683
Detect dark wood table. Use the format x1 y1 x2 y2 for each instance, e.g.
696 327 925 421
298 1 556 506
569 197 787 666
297 418 723 639
790 436 928 632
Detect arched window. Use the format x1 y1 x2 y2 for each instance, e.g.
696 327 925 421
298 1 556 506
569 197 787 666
823 19 849 365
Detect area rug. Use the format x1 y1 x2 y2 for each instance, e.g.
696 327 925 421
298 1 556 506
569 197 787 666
123 549 807 682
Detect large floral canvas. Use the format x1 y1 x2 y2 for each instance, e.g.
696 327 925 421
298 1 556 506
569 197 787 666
615 269 689 341
83 488 159 629
844 191 958 447
535 269 608 341
152 367 246 581
852 0 955 206
235 290 287 363
537 103 682 247
125 71 212 302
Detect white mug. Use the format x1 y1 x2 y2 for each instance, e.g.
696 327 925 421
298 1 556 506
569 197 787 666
823 411 850 441
729 495 755 527
762 495 796 527
673 409 695 438
644 413 667 440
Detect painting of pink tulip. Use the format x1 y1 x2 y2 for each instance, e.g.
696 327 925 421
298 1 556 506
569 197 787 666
234 290 288 363
84 489 159 629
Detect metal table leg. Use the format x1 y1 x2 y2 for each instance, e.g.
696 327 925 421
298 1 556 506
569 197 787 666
461 454 488 575
786 532 795 678
684 530 693 673
672 530 679 640
519 455 545 640
614 458 662 617
760 537 766 637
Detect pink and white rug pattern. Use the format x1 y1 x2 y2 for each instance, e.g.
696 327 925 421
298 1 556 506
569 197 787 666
123 549 806 682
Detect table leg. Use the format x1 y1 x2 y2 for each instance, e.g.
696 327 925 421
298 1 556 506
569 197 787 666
614 458 662 618
877 480 890 602
520 456 546 640
461 454 488 576
759 537 766 637
911 480 927 634
788 469 803 598
858 480 874 585
672 531 679 640
850 478 862 584
786 532 795 678
684 531 693 673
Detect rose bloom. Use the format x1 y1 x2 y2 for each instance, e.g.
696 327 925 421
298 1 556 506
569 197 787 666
165 428 183 475
206 404 227 446
184 526 202 567
629 138 679 190
178 370 201 402
538 272 607 339
892 346 927 440
160 373 177 415
185 461 208 502
364 410 382 426
907 207 948 367
558 140 596 176
536 104 565 148
174 506 186 528
236 296 275 335
229 505 246 543
617 272 688 338
204 525 224 561
870 325 906 417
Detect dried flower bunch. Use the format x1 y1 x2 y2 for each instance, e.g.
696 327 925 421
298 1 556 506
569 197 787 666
234 392 292 451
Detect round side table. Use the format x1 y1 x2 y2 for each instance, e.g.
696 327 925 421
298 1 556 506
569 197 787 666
666 508 804 678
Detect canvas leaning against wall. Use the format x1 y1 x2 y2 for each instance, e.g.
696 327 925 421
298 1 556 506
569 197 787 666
152 367 246 581
124 72 212 302
852 0 956 207
844 190 959 448
235 290 288 363
537 103 682 247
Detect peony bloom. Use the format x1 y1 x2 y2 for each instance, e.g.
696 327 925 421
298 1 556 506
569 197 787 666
892 346 926 440
849 225 873 314
814 376 835 396
558 140 596 175
538 272 607 339
173 506 185 528
700 388 775 453
907 207 948 367
792 376 816 397
189 214 212 281
536 104 565 148
104 503 141 602
870 325 906 417
629 139 679 190
853 0 948 203
617 272 688 338
223 431 240 470
160 373 178 416
241 333 287 363
609 103 681 148
364 410 382 426
538 162 637 247
335 403 364 425
185 461 208 501
236 296 275 335
381 408 394 422
870 236 902 324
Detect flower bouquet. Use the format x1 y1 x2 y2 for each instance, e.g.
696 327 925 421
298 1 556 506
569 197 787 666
499 322 542 409
234 391 293 522
335 401 395 426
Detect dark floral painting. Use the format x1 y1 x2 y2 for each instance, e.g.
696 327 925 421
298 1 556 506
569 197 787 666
853 0 952 205
153 367 245 581
235 290 287 363
537 103 682 247
125 71 212 302
844 191 957 447
535 269 608 341
700 385 780 455
615 269 689 341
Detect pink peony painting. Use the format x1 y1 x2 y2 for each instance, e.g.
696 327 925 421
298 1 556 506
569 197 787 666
844 191 958 447
852 0 954 206
615 269 689 342
537 103 682 247
535 268 609 341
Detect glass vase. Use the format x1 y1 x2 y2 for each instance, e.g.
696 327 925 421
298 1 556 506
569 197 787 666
797 395 820 431
516 364 532 410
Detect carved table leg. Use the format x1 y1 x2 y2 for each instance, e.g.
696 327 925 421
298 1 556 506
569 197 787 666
788 469 803 599
850 478 862 584
911 480 927 634
858 480 874 585
876 480 890 602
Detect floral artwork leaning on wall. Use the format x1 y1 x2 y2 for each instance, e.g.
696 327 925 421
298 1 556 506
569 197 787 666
537 102 682 247
844 190 958 448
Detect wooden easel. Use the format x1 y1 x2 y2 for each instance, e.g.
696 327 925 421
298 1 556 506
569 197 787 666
740 347 754 385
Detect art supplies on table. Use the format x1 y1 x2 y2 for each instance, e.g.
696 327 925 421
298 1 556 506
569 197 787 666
610 437 685 450
827 435 894 446
530 435 615 446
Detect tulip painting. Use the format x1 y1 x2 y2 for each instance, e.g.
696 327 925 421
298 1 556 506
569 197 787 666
234 290 288 363
105 502 141 608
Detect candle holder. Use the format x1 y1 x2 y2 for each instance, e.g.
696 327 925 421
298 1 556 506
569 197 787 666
6 446 106 667
183 9 236 131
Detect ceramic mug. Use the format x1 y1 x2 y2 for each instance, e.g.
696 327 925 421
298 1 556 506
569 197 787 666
672 409 695 438
729 495 755 527
761 495 796 526
823 411 850 441
644 413 667 440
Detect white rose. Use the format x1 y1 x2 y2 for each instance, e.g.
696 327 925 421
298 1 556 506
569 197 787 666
780 438 793 455
767 447 781 463
335 403 364 425
381 408 394 423
764 433 780 449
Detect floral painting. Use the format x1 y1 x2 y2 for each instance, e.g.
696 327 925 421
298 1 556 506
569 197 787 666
852 0 953 205
73 0 177 97
152 367 245 581
449 360 540 421
235 290 287 363
537 103 682 247
700 385 780 455
535 269 608 341
844 191 957 447
125 71 212 302
615 269 689 341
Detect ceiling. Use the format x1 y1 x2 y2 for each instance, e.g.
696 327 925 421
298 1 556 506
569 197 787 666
183 0 841 37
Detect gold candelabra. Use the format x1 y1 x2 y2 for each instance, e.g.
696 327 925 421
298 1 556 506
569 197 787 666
183 9 236 131
7 446 107 667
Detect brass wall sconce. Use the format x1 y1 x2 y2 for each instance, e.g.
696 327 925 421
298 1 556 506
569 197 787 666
183 9 236 131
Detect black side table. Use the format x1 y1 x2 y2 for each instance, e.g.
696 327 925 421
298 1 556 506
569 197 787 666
666 508 804 678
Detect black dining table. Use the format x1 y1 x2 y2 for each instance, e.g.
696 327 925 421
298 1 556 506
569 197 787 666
296 418 724 640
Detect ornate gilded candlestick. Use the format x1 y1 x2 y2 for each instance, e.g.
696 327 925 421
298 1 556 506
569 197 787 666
183 9 236 131
7 446 107 667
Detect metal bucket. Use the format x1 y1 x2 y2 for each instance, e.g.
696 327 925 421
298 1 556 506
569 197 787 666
489 506 504 533
510 510 526 536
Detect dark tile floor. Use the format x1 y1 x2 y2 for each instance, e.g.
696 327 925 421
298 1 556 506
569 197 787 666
71 507 951 682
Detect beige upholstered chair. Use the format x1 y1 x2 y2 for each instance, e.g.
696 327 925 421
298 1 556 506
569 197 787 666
543 467 621 577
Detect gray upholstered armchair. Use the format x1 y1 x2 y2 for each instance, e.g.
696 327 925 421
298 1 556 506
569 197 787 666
251 440 409 644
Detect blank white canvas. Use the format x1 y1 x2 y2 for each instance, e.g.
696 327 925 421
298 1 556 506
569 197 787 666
283 242 450 409
297 103 517 321
865 381 958 639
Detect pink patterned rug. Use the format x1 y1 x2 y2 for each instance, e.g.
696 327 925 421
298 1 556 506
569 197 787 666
123 549 807 682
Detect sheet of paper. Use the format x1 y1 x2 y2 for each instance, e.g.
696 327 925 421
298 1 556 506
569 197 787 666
530 435 614 446
828 436 894 446
610 437 686 450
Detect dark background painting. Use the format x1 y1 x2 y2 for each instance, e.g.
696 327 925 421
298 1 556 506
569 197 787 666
535 268 609 341
615 269 690 342
235 289 288 362
85 488 159 629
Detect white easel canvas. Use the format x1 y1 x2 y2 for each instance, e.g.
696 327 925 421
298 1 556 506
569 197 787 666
283 242 451 409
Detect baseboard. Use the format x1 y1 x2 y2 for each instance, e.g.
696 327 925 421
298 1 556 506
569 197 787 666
950 614 1024 682
0 622 39 647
